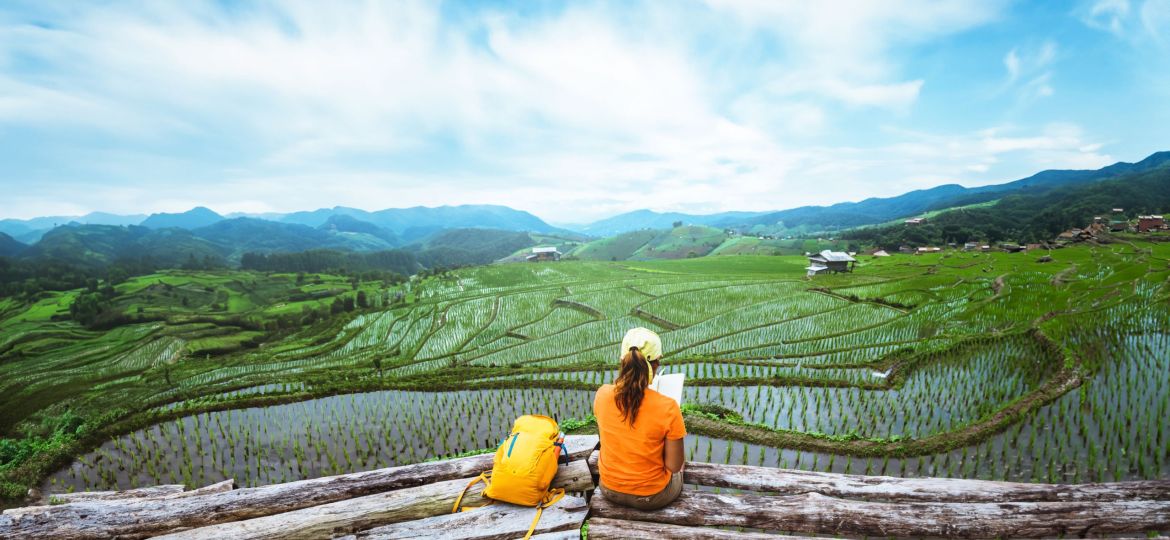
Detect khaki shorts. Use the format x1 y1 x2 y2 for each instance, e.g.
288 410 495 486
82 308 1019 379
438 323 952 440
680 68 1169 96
599 471 683 510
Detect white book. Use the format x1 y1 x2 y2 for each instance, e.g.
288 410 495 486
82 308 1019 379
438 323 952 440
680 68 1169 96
648 373 685 405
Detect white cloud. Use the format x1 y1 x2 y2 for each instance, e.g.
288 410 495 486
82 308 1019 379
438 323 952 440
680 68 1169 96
8 1 1124 224
1082 0 1131 34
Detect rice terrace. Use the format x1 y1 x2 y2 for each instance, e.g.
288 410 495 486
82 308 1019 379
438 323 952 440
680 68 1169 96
2 242 1168 503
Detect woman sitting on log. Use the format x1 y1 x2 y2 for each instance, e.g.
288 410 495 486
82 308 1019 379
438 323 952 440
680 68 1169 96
593 327 686 510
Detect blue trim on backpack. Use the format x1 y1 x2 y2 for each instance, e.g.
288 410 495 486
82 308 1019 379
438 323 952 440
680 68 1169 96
506 433 519 457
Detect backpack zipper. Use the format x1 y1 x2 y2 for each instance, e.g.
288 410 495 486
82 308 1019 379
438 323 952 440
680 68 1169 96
505 433 519 457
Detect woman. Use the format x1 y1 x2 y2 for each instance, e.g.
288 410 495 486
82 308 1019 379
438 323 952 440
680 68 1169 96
593 327 686 510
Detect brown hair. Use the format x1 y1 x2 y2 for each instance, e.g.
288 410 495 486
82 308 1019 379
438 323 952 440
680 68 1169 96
614 346 650 425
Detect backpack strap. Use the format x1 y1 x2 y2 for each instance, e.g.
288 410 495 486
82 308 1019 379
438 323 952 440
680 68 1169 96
522 488 566 539
452 472 493 513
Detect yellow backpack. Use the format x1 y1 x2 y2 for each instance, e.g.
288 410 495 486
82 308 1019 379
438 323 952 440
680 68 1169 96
453 415 566 539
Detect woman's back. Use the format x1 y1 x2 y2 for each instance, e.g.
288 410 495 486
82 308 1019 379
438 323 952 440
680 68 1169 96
594 383 685 496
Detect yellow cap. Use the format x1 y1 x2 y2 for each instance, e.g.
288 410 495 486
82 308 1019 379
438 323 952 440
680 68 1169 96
621 327 662 361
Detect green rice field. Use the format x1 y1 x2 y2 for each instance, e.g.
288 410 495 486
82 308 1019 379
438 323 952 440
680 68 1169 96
3 242 1169 498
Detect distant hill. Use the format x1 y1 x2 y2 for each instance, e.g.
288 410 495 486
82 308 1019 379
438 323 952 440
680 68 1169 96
279 204 564 237
140 207 224 230
570 225 727 261
408 228 536 268
20 225 226 268
737 151 1170 232
845 158 1170 247
318 215 399 245
191 218 394 261
0 232 26 257
574 209 766 236
0 212 147 244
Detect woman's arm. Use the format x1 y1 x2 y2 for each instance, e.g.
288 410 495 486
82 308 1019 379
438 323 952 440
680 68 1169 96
663 437 685 473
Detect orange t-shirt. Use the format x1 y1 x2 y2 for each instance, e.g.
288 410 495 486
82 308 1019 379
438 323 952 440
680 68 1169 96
593 384 686 496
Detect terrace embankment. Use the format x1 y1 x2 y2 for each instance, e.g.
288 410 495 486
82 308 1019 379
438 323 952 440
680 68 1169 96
3 434 1168 539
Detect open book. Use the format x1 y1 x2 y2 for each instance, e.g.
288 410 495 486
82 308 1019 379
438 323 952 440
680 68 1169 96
648 372 685 405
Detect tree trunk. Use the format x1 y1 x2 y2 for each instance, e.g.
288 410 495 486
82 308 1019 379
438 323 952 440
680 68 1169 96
586 456 1170 503
589 489 1170 538
154 459 594 540
0 437 596 540
341 494 587 539
46 485 186 504
587 517 821 539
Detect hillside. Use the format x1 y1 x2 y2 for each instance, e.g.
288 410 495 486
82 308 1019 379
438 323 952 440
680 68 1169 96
318 215 399 245
19 225 226 268
570 225 727 261
407 228 536 268
846 160 1170 247
0 233 25 257
571 209 765 236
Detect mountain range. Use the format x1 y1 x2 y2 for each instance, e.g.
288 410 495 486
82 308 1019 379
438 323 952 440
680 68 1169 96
2 151 1168 270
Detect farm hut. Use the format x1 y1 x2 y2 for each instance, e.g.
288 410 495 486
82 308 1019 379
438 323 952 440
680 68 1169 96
1109 219 1129 232
904 217 926 226
526 246 562 262
1138 215 1165 233
1025 243 1044 251
871 250 890 257
806 250 855 276
916 246 942 254
962 242 979 251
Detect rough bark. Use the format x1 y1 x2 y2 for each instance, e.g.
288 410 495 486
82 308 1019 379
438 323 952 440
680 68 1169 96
154 459 594 540
586 456 1170 503
343 494 587 539
589 490 1170 538
587 517 821 539
46 485 186 504
0 437 596 540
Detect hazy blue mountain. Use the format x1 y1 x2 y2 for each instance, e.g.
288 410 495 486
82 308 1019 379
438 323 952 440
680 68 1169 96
0 232 27 257
0 212 146 243
191 218 394 261
278 206 370 227
277 204 562 235
736 151 1170 231
140 207 225 230
317 214 399 245
573 209 769 236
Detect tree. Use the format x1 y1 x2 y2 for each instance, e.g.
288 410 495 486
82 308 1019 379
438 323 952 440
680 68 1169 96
356 290 369 309
672 220 684 228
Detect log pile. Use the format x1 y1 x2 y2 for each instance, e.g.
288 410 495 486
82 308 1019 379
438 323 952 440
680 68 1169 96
0 436 598 540
2 435 1167 539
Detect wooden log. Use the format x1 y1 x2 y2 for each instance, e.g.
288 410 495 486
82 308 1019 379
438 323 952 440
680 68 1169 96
587 455 1170 502
587 517 821 539
46 484 186 504
345 493 588 539
172 479 235 498
589 489 1170 538
0 438 596 540
154 459 595 540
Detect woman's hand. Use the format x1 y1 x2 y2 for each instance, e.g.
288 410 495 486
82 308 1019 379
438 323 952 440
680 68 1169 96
664 437 685 473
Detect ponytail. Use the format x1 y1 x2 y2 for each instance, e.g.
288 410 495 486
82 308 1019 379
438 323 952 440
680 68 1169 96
614 346 650 425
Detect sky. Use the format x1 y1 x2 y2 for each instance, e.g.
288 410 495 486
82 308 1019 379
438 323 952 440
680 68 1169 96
1 0 1168 225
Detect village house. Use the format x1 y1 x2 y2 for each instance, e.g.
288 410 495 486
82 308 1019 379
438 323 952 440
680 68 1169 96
963 242 980 251
1138 215 1165 233
526 246 562 262
1025 243 1044 251
916 246 942 254
806 250 856 277
904 217 926 226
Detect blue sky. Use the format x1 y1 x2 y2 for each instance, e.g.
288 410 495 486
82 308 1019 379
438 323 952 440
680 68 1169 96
1 0 1168 224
